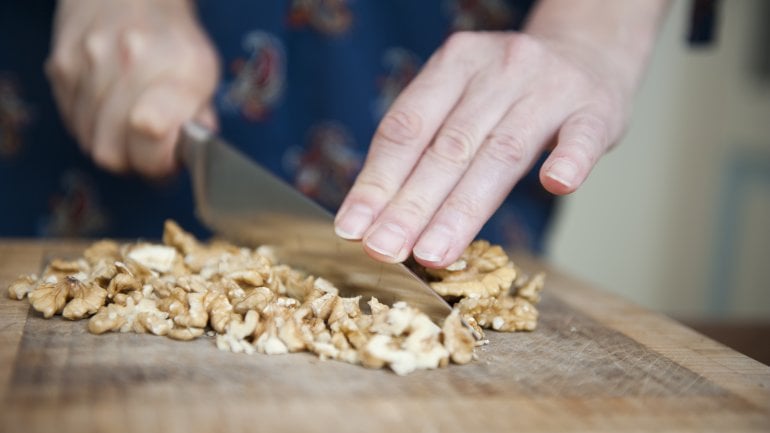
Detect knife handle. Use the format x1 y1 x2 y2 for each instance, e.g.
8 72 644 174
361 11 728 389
176 121 212 168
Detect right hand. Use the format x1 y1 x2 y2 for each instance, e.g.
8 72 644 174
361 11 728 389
47 0 220 177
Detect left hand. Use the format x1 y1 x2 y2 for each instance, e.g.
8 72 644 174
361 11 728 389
334 31 632 267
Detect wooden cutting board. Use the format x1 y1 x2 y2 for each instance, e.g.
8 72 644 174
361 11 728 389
0 240 768 433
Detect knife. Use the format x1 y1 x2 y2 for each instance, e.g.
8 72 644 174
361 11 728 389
177 122 452 324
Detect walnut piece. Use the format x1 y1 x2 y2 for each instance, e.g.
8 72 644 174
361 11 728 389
428 241 518 298
62 279 107 320
126 244 177 273
27 278 68 319
6 220 545 375
442 309 475 364
27 275 107 319
7 274 37 300
83 240 121 265
457 294 538 332
89 296 171 335
424 240 546 335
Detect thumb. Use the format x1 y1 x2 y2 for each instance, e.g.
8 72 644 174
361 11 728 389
540 111 611 195
127 83 214 178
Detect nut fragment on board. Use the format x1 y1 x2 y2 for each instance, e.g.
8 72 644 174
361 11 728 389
442 309 475 364
26 274 107 320
7 274 37 300
427 240 516 298
7 221 544 375
422 240 546 337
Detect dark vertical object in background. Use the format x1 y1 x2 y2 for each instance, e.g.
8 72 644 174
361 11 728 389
750 0 770 82
688 0 720 47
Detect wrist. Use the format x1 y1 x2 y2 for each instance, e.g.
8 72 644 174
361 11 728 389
523 0 670 99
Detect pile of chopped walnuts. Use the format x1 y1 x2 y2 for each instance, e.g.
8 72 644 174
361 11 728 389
7 220 544 375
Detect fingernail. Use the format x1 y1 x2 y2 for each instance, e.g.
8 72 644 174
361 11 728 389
335 205 373 239
365 223 407 260
546 159 577 188
414 226 453 264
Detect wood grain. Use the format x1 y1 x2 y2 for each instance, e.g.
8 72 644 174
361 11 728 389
0 241 768 433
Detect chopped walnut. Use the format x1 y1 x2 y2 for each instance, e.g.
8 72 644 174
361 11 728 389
427 241 517 298
83 240 121 265
515 272 545 304
27 278 68 318
276 311 306 352
47 258 88 274
88 304 127 334
427 241 510 281
232 286 274 314
216 310 259 354
173 292 208 328
168 326 205 341
254 315 289 355
442 309 475 364
162 219 201 255
457 294 538 331
7 274 37 300
62 279 107 320
127 244 177 274
91 260 118 285
424 240 545 335
107 273 142 299
359 302 449 375
6 219 545 375
310 292 337 321
204 290 234 333
89 296 171 335
328 296 361 331
27 275 107 320
402 314 450 370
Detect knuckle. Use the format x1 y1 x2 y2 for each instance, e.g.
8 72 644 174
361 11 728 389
390 196 431 224
501 33 541 70
444 193 483 223
354 173 396 199
434 31 478 64
429 124 477 166
445 31 477 51
128 100 172 139
484 129 529 167
119 28 147 65
83 32 109 65
184 43 221 85
46 50 75 80
376 108 423 145
567 113 609 161
92 146 126 174
193 39 219 67
127 134 176 178
137 158 171 179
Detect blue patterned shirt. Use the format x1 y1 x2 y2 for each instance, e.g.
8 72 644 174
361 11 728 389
0 0 556 253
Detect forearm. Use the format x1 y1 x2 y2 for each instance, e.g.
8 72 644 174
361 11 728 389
524 0 671 96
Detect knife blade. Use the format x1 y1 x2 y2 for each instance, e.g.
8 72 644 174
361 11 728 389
177 122 452 324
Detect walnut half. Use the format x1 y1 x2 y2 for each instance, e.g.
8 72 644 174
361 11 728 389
27 275 107 320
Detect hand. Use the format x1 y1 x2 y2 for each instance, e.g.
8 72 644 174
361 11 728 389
47 0 219 177
335 31 634 267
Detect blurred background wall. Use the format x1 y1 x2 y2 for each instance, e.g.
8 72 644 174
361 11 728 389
547 0 770 321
